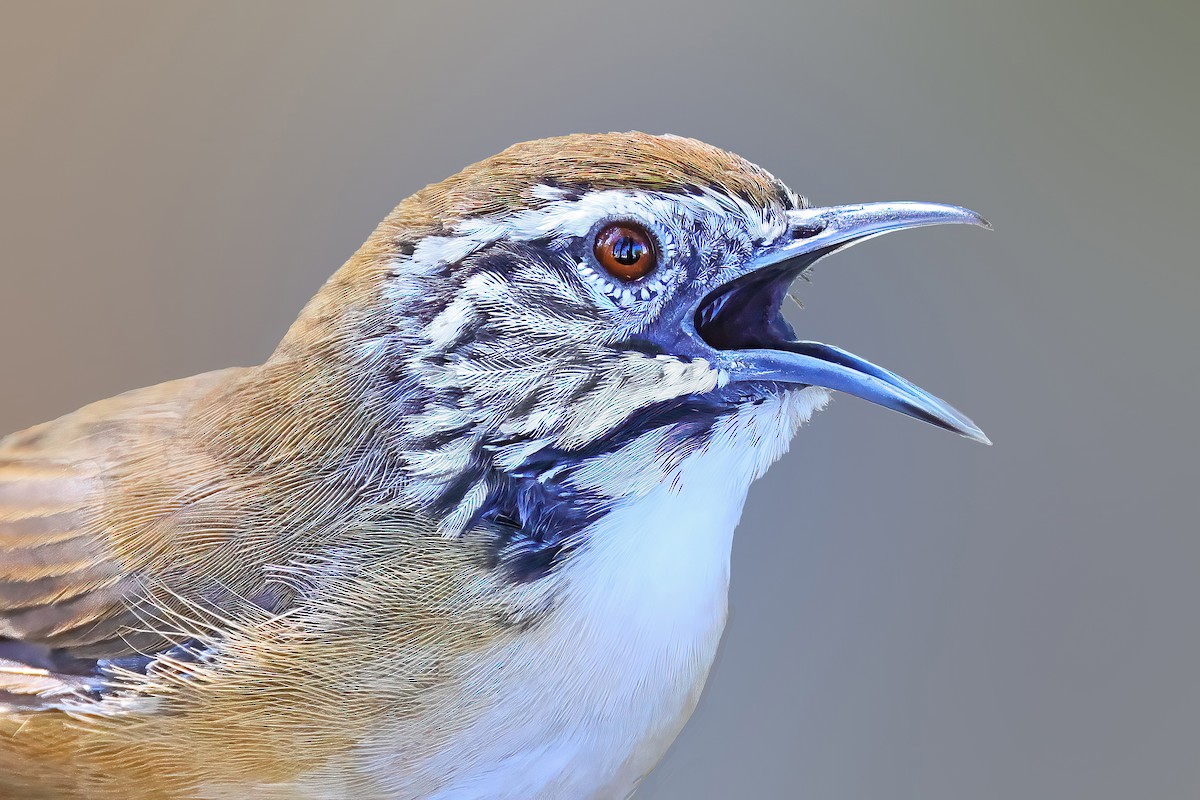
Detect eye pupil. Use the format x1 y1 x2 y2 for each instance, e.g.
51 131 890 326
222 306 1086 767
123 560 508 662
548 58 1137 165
594 222 657 281
613 236 644 265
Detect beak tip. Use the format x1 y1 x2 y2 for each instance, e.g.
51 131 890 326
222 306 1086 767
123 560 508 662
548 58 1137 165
954 206 991 231
964 427 993 446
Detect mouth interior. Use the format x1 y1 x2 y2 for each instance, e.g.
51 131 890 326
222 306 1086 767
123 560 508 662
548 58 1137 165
694 256 820 352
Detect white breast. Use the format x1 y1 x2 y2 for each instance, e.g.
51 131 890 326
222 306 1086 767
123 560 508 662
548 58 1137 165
368 388 829 800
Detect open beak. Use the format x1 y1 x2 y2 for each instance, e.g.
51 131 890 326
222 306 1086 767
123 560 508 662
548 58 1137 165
692 202 991 444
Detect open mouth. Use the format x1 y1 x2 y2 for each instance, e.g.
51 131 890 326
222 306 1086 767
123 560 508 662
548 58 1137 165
694 253 816 353
686 202 991 444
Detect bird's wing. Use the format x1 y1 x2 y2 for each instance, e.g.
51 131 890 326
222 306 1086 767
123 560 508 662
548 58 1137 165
0 369 258 703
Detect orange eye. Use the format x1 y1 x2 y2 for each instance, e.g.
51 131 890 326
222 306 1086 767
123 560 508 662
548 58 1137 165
593 222 657 282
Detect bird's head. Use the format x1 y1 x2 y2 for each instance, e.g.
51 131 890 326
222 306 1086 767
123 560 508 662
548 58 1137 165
267 132 987 576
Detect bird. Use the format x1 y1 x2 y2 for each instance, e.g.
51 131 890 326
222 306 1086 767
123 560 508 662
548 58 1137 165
0 132 988 799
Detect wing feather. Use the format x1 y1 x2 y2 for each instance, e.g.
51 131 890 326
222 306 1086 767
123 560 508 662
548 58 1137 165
0 369 253 698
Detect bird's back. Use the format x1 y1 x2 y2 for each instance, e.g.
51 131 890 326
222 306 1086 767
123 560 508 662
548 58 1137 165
0 368 251 796
0 368 551 798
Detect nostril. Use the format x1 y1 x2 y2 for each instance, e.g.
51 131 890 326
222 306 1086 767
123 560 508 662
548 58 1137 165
790 220 826 239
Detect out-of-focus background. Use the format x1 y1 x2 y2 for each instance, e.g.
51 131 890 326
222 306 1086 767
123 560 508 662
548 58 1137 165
1 2 1197 797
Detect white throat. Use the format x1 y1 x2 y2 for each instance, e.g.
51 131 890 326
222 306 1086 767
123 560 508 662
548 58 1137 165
371 388 829 800
569 385 828 667
569 386 830 639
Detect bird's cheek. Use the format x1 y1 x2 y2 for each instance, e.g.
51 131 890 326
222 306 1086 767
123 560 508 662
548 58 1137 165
549 357 722 451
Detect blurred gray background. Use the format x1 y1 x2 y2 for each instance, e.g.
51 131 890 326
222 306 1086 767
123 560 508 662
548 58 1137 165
1 1 1197 797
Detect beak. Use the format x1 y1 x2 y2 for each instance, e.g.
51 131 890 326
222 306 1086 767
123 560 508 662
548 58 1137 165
691 202 991 444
